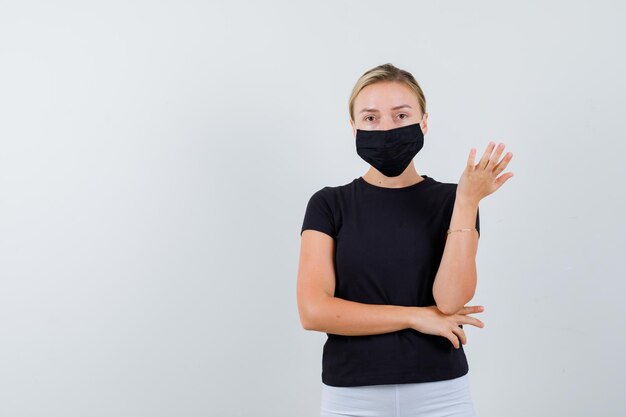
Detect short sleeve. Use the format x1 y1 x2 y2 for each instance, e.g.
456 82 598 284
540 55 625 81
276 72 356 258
442 187 480 238
300 188 337 239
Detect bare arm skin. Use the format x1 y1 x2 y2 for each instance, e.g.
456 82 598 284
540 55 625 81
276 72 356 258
297 230 415 336
432 197 480 315
296 229 485 347
433 141 515 315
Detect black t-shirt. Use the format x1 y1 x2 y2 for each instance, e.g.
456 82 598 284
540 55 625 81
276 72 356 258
300 174 480 387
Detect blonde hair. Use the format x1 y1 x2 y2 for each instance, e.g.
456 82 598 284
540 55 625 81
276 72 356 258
348 63 427 122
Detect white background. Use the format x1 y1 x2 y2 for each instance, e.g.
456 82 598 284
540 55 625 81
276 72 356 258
1 1 625 416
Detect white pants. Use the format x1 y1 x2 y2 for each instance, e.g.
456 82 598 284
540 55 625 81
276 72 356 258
320 373 476 417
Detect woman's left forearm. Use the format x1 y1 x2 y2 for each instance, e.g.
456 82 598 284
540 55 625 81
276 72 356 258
432 197 480 315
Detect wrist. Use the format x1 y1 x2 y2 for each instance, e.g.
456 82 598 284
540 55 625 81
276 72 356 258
455 195 479 209
406 306 423 330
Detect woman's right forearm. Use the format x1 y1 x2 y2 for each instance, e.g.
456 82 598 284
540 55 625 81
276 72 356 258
304 295 419 336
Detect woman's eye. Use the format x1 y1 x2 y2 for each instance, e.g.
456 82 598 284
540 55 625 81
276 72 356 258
398 113 408 119
364 115 375 122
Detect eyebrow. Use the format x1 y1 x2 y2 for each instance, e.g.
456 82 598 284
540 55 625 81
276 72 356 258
359 104 413 114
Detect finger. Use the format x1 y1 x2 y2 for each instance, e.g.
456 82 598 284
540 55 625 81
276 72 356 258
456 326 467 345
446 330 460 349
450 326 466 346
487 143 506 171
494 172 514 189
478 142 496 169
459 305 485 314
493 151 513 176
466 147 477 170
462 316 485 328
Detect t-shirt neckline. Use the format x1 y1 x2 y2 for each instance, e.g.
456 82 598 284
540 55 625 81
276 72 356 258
357 175 432 192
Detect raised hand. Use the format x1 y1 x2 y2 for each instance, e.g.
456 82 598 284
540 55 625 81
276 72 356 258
457 141 514 206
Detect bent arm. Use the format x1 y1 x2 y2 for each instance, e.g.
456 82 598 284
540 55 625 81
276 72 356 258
302 295 415 336
297 229 414 336
432 197 480 315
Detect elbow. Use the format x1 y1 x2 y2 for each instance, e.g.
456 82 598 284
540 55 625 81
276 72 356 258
300 294 333 331
436 302 461 316
298 289 333 331
433 274 477 315
299 309 314 331
434 291 475 316
433 288 459 315
299 303 320 331
301 315 316 331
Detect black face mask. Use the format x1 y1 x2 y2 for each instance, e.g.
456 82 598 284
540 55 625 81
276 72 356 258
355 122 424 177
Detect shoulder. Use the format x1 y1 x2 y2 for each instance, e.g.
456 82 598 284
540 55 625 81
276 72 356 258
301 180 353 238
424 175 458 202
306 178 355 203
302 180 352 220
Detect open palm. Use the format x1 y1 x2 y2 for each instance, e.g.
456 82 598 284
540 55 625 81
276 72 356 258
457 141 514 205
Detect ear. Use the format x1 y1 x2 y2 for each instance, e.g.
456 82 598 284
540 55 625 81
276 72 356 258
421 112 429 135
349 119 356 138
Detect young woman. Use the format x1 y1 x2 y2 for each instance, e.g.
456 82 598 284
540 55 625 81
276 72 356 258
297 63 513 417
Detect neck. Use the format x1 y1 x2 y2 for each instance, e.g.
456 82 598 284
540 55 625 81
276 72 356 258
362 165 424 188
